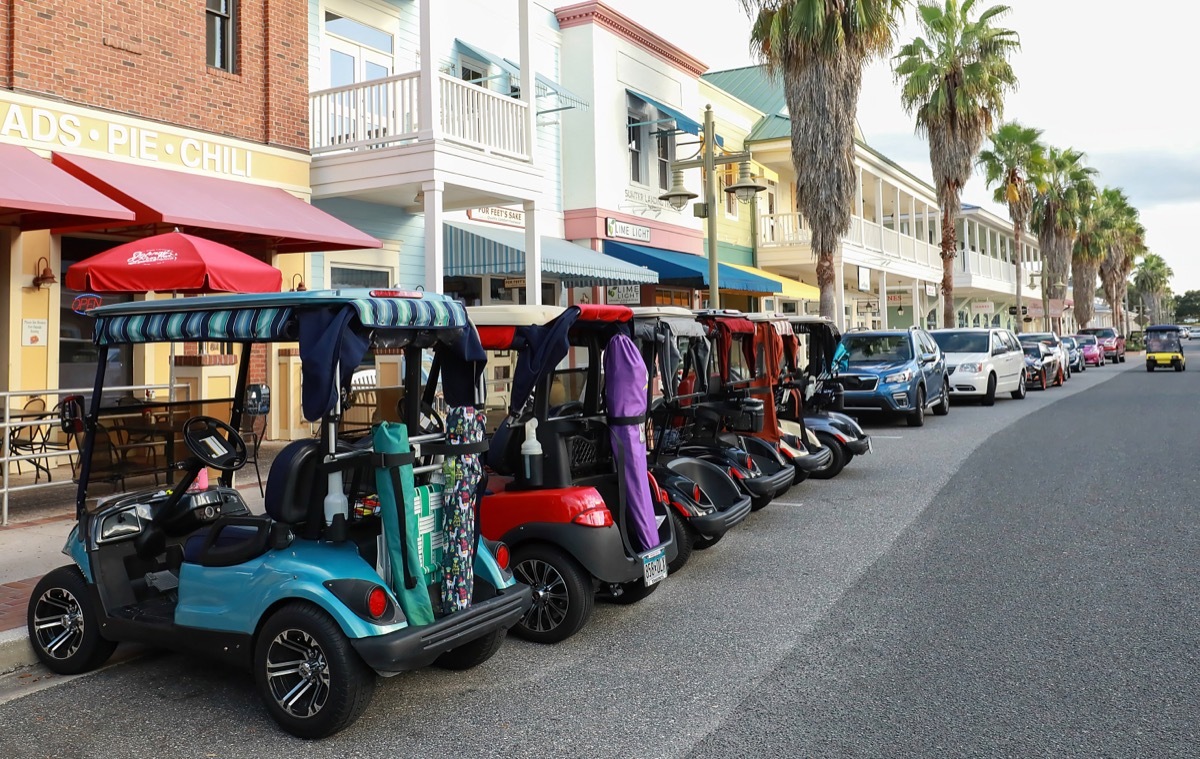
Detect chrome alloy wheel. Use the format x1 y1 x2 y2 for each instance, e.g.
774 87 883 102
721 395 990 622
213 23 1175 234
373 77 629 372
265 629 331 719
514 559 570 633
32 587 85 660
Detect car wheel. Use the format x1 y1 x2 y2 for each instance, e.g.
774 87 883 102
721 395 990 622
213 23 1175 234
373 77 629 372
982 373 997 406
1120 353 1126 363
906 387 926 427
511 545 593 644
1054 366 1064 387
28 566 117 676
810 433 847 480
666 509 695 574
1038 370 1047 390
254 602 376 739
1010 371 1027 400
933 381 950 416
435 628 506 671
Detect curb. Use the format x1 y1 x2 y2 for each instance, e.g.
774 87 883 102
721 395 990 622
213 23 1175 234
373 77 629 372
0 627 34 676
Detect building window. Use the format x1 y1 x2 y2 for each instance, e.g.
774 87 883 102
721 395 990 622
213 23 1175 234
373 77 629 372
654 288 692 308
656 130 673 191
206 0 237 72
628 114 644 185
331 266 391 289
723 165 738 219
460 59 488 87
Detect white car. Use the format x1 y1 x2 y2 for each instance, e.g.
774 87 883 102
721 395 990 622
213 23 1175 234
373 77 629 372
930 328 1027 405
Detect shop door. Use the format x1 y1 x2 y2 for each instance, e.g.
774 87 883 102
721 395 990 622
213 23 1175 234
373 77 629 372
60 238 133 397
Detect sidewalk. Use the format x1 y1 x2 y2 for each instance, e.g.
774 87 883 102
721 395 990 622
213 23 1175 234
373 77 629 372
0 442 286 673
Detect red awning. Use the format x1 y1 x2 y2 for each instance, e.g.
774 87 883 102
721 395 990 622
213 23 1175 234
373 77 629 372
51 153 381 253
0 144 135 230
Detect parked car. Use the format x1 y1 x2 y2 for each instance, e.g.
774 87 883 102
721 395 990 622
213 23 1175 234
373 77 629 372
1022 342 1062 389
1074 334 1106 366
1019 332 1071 381
1078 327 1126 363
1060 336 1086 373
931 327 1027 405
836 328 950 427
1181 326 1192 340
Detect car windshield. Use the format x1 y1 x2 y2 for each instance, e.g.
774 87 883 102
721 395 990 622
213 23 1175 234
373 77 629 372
1023 346 1042 357
1076 336 1096 345
931 331 989 353
842 334 912 362
1020 333 1053 344
1082 328 1116 338
1061 338 1077 349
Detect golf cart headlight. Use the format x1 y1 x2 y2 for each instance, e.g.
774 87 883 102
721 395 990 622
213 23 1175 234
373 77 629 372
884 369 913 384
957 362 982 373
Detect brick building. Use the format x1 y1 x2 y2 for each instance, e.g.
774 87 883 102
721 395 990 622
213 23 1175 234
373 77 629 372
0 1 378 441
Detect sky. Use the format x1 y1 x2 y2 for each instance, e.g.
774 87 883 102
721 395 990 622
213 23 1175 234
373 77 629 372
597 0 1200 293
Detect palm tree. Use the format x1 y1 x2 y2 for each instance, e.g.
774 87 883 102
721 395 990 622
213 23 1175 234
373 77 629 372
1030 146 1095 332
741 0 906 322
1133 252 1173 324
1097 190 1142 332
894 0 1020 328
1071 184 1110 329
978 121 1046 332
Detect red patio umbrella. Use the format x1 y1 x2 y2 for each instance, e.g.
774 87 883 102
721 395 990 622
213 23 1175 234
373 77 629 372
65 231 282 293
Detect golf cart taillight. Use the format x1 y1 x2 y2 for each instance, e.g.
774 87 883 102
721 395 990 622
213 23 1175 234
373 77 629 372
728 467 745 480
573 507 614 527
494 542 511 570
693 484 701 503
366 586 388 619
369 289 422 299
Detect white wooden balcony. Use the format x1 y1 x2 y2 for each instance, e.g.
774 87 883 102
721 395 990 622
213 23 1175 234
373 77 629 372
310 72 530 160
759 212 940 275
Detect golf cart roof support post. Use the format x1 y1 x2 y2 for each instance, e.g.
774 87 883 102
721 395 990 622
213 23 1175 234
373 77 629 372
323 358 348 527
76 353 110 520
222 343 253 489
404 346 422 432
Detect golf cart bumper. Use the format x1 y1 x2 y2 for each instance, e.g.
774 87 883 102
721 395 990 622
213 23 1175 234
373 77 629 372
350 586 532 675
791 445 834 473
687 494 752 538
1146 352 1182 366
844 436 872 455
502 521 676 585
740 465 795 497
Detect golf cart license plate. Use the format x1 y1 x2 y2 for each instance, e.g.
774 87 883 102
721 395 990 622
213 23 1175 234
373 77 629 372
641 547 668 586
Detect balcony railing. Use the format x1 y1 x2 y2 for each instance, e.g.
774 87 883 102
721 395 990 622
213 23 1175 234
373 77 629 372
309 71 529 160
958 248 1016 284
760 212 940 269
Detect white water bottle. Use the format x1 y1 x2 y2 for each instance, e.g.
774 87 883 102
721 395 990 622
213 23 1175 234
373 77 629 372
520 418 543 487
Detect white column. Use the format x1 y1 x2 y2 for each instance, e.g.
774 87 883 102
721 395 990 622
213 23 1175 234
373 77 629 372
894 187 901 231
833 252 846 331
423 181 444 293
912 278 921 329
856 167 864 220
418 0 441 142
518 0 537 164
524 200 542 305
874 178 884 225
879 269 889 329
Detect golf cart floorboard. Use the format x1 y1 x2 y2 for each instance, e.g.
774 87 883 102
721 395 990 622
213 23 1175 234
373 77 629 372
110 597 178 625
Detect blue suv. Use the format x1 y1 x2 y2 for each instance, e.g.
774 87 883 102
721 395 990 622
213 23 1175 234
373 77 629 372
835 328 951 427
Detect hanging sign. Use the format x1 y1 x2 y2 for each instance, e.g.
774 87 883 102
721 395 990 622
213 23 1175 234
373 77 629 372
468 207 525 228
971 301 995 314
503 277 526 289
71 293 103 314
925 284 937 298
606 284 641 305
605 218 652 243
857 267 871 292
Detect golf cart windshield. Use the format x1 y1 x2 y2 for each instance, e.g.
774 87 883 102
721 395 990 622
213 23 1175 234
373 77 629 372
1146 332 1182 352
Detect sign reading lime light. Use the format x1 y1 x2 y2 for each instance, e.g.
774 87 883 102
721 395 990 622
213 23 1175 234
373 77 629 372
606 218 651 243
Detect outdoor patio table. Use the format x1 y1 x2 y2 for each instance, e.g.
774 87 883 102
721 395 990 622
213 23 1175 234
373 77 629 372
117 421 182 486
6 408 56 482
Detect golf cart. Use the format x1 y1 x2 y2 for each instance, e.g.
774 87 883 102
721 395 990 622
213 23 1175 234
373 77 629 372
1145 325 1187 371
632 307 753 571
778 315 872 479
28 290 530 739
470 304 676 644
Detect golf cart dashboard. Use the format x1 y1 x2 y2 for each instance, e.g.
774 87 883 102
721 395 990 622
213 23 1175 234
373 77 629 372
94 486 250 545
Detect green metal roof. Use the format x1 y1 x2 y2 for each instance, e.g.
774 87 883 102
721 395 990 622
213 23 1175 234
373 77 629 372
746 113 791 143
702 66 787 117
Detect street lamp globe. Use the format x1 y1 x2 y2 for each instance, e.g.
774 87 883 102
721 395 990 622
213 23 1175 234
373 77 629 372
725 160 766 204
659 168 697 211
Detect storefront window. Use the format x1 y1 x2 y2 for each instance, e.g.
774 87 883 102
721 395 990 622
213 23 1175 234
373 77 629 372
654 288 691 308
330 266 391 289
60 238 132 394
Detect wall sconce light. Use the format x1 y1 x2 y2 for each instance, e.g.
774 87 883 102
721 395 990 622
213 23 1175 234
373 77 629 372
32 257 57 290
290 273 307 292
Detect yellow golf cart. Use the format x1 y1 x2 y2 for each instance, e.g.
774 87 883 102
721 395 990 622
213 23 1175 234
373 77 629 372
1145 325 1186 372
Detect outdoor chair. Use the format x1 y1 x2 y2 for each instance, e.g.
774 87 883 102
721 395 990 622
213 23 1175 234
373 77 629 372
69 425 135 492
239 409 268 496
8 397 51 483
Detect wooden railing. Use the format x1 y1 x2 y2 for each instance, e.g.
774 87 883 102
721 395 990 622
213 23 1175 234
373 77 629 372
759 213 942 272
958 248 1017 283
309 71 530 161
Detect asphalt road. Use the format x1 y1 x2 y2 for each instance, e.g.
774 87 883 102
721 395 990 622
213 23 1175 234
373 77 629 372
3 360 1185 758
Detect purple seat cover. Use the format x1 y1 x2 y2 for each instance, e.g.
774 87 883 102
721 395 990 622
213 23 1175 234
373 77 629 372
604 332 660 552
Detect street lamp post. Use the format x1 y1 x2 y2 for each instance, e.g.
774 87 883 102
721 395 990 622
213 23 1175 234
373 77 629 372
659 105 765 309
1028 271 1066 332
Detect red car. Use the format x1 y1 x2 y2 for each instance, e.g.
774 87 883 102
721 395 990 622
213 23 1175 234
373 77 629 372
1073 334 1106 366
1079 327 1125 363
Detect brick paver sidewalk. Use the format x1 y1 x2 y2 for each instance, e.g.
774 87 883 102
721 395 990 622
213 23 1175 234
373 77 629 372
0 578 35 633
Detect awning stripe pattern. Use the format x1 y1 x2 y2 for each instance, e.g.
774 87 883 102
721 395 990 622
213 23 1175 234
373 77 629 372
92 291 469 345
444 222 657 286
602 240 780 294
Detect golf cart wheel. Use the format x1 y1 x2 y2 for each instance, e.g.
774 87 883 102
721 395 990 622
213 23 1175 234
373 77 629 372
810 433 847 480
982 374 997 406
907 388 926 427
254 602 376 739
1146 362 1155 372
27 565 117 675
511 544 592 644
1175 361 1183 372
435 628 506 671
694 533 723 550
1010 371 1027 400
666 509 694 574
750 495 772 511
933 381 951 416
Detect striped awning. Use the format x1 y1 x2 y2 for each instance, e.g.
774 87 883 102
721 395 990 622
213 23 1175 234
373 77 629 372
91 290 468 345
444 222 657 286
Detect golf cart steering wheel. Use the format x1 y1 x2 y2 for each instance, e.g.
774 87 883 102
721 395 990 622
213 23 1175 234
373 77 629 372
182 416 247 472
419 401 445 437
